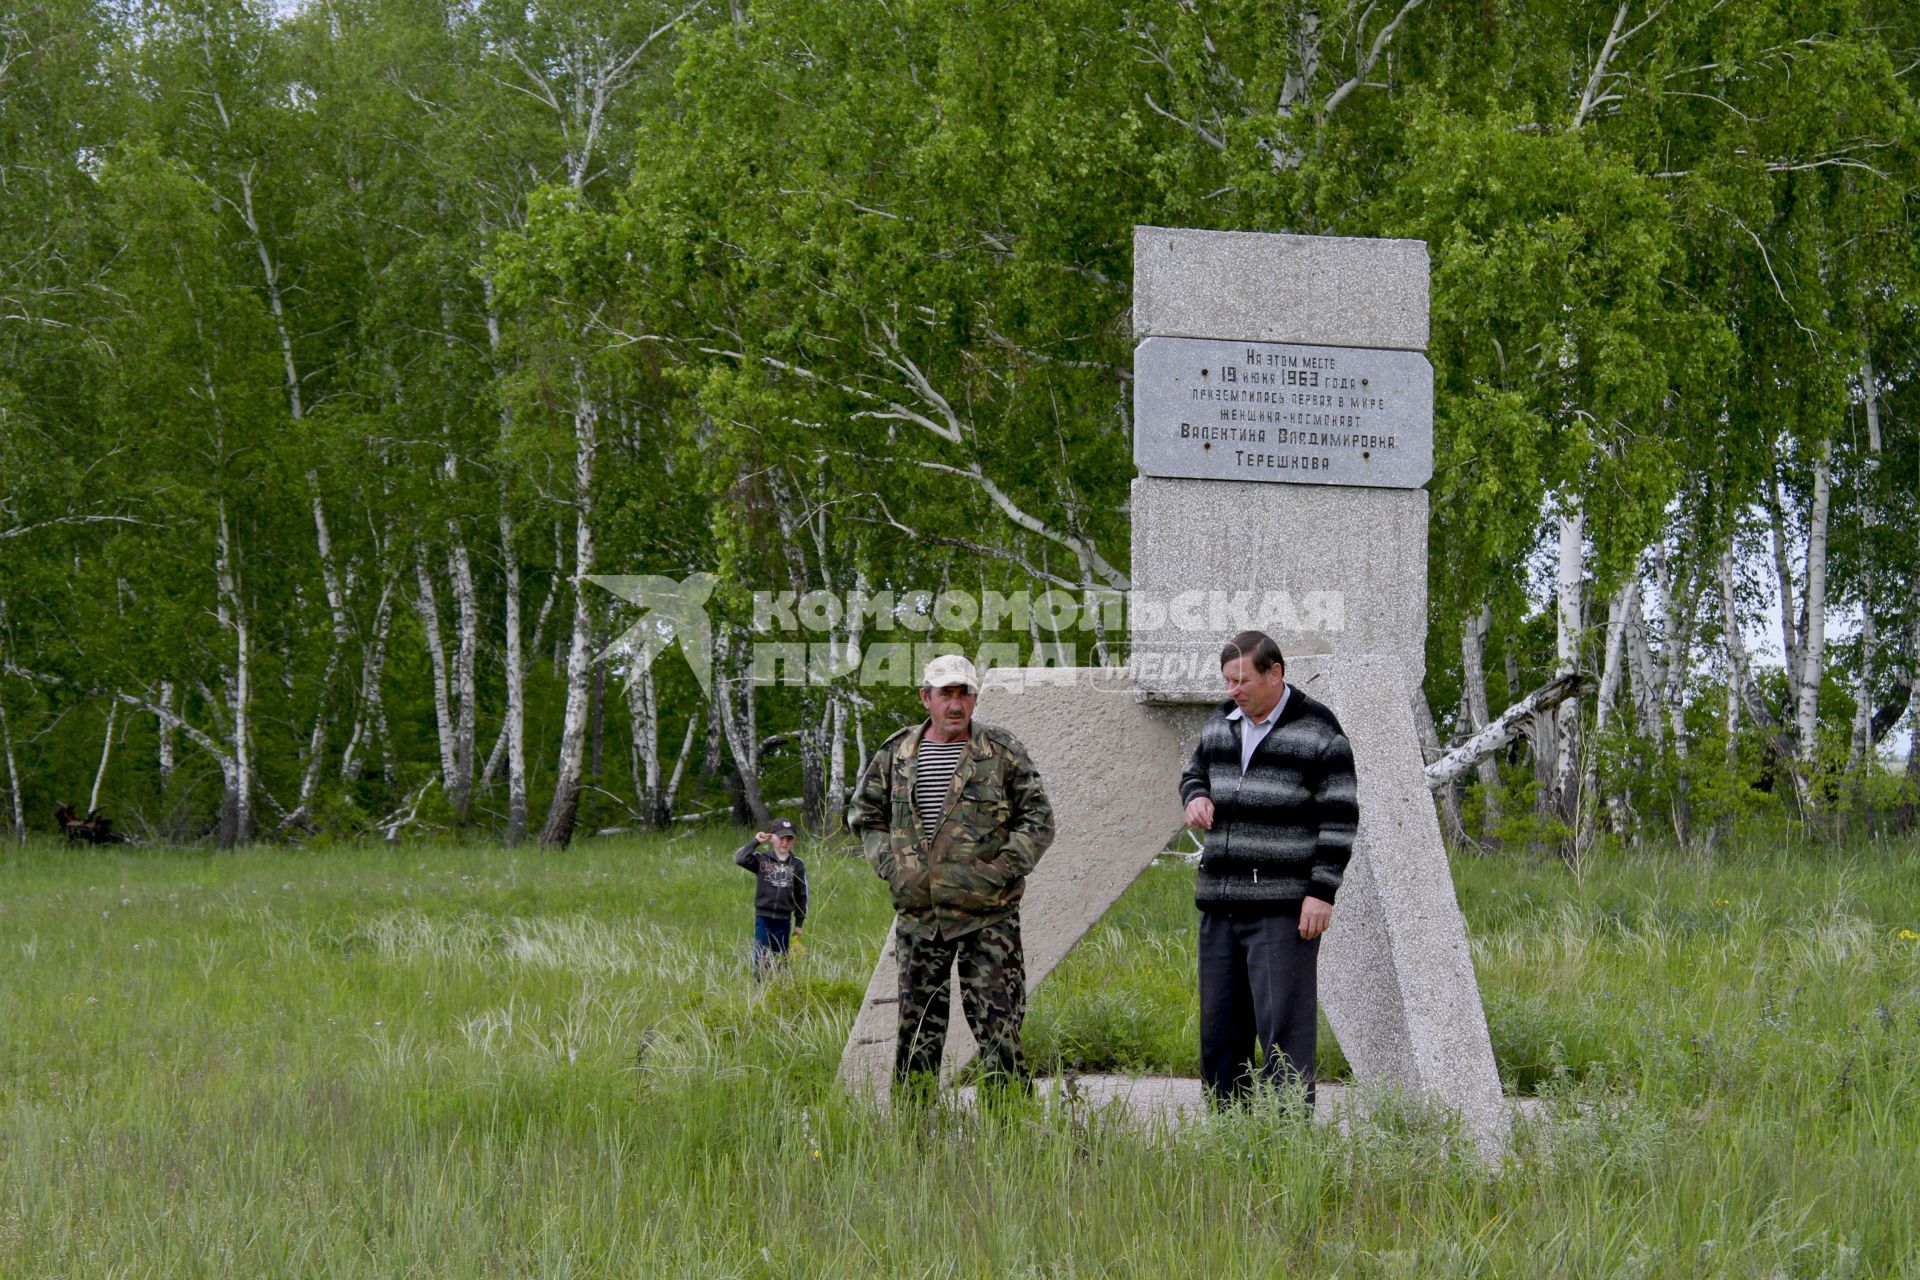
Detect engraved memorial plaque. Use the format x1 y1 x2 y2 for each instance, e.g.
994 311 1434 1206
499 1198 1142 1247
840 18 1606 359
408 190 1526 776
1133 336 1433 488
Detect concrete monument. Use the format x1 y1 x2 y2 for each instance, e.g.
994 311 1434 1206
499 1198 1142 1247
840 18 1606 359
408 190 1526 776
838 226 1508 1151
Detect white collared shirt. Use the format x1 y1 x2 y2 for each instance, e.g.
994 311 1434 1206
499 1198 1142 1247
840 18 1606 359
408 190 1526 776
1227 685 1291 773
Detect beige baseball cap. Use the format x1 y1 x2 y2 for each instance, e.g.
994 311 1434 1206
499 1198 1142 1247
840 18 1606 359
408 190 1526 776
921 653 979 692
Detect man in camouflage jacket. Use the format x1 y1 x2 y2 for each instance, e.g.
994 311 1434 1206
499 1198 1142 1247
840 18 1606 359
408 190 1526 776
847 654 1055 1092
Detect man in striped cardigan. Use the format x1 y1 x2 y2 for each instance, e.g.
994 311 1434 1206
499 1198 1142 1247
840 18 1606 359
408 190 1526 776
1180 630 1359 1109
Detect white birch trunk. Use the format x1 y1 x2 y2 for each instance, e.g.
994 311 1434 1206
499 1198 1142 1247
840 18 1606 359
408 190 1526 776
1649 543 1678 738
590 651 607 783
1414 689 1469 847
1768 477 1803 715
0 686 23 842
664 712 698 813
703 666 725 779
340 576 397 786
1586 581 1634 842
233 162 351 792
1719 550 1757 727
482 284 528 843
1720 549 1807 809
842 570 870 811
1597 587 1631 719
1652 541 1695 841
1662 568 1695 767
157 682 176 787
1624 591 1664 749
230 590 254 846
215 499 254 847
1550 506 1586 822
1460 607 1503 826
413 550 458 792
438 300 480 824
237 165 347 636
501 518 529 844
100 686 244 840
89 699 118 816
626 665 665 827
195 28 348 810
552 519 567 678
826 694 849 832
715 635 772 827
530 541 564 665
1907 598 1920 789
770 482 826 824
1863 353 1883 454
447 542 478 824
1853 362 1883 771
1724 668 1740 770
287 645 341 828
539 379 599 849
1795 441 1832 765
1851 595 1877 768
183 306 250 843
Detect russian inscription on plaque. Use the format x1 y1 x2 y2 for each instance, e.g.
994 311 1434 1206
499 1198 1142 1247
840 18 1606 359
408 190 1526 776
1134 336 1433 488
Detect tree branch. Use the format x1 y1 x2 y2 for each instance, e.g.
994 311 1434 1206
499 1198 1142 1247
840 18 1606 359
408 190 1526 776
1572 2 1665 131
1321 0 1427 122
840 489 1084 589
0 513 145 541
1142 90 1227 151
859 318 967 444
911 459 1129 589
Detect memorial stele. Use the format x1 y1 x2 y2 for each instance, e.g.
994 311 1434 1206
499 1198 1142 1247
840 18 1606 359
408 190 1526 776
838 226 1509 1152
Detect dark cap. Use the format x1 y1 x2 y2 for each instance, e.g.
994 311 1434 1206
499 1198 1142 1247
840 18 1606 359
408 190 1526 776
769 818 799 837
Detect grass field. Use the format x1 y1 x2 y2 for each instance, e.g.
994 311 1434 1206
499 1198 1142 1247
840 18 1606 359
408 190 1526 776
4 828 1919 1277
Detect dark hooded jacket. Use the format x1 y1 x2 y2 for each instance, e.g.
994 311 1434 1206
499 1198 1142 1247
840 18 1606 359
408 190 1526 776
735 841 808 925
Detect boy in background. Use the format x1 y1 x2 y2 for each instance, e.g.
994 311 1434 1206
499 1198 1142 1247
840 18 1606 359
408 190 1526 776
735 818 809 978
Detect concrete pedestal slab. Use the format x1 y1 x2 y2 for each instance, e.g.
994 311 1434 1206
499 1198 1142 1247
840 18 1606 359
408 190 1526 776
949 1075 1545 1137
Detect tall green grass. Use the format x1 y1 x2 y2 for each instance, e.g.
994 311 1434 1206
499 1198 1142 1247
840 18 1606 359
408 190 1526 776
3 831 1917 1276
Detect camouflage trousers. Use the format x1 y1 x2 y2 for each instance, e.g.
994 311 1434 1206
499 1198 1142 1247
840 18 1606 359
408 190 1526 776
893 915 1028 1089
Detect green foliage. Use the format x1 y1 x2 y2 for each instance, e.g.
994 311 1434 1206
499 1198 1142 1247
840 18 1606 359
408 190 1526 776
2 0 1917 845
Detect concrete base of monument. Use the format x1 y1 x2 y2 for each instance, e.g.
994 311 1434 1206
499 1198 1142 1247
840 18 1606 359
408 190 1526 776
839 662 1513 1154
948 1075 1547 1139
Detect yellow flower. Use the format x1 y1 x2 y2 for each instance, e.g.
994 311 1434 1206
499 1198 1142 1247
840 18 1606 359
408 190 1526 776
1897 928 1919 943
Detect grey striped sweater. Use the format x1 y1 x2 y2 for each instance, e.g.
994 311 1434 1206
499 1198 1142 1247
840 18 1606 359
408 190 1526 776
1179 689 1359 911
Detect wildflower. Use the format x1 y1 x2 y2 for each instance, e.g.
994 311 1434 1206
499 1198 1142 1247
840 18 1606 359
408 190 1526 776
1897 929 1919 943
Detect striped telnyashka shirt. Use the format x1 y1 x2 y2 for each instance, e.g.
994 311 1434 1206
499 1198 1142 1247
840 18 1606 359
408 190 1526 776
914 740 967 840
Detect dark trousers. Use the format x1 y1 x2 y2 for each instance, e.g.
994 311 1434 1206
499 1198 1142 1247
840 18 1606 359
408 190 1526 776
752 914 792 978
893 915 1028 1090
1198 909 1321 1107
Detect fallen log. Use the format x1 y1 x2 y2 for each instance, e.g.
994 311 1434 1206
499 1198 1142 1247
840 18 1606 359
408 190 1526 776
1425 672 1590 792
